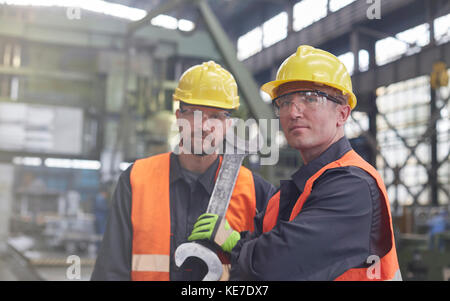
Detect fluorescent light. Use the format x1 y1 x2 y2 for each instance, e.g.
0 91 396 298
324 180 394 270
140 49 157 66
151 14 178 30
0 1 198 29
12 156 42 166
44 158 72 168
119 162 132 171
80 0 146 21
0 0 147 21
44 158 101 170
178 19 195 32
72 159 101 170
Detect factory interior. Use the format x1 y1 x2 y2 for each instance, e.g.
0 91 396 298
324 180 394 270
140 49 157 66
0 0 449 281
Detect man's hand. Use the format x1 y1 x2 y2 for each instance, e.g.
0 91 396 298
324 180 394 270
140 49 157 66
188 213 240 253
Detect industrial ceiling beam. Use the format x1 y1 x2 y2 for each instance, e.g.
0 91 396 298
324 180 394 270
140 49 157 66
126 0 275 136
127 0 185 36
0 65 95 82
0 9 219 60
196 0 275 122
243 0 419 74
356 26 416 48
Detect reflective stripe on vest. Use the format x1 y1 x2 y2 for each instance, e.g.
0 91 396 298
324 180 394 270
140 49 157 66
262 149 401 281
130 152 256 281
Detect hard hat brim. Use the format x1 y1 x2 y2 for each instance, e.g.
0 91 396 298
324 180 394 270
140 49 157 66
261 79 357 110
173 96 239 110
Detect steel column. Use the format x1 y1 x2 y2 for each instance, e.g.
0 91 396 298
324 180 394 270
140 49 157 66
429 86 439 206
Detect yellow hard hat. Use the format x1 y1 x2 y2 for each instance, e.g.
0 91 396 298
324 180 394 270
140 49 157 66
173 61 239 109
261 45 357 109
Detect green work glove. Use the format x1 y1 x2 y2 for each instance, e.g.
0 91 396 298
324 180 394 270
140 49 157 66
188 213 241 253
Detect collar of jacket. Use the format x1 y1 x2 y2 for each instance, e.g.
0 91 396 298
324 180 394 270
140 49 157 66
290 137 353 191
169 153 221 195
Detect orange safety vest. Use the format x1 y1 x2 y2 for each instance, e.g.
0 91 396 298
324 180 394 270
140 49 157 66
130 152 256 281
262 149 401 281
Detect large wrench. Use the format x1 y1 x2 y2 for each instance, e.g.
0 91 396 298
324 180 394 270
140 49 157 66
174 153 246 281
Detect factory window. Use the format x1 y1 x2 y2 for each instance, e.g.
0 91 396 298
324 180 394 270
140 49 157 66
337 52 354 74
329 0 357 12
293 0 327 32
396 23 430 52
434 13 450 45
337 49 369 75
345 111 369 139
376 23 430 66
237 27 263 61
359 50 370 72
375 37 407 66
262 12 288 48
376 74 450 206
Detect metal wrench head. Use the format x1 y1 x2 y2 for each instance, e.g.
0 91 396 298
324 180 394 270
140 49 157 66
174 242 223 281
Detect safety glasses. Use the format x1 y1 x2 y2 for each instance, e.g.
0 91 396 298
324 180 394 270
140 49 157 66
179 107 231 120
272 90 343 117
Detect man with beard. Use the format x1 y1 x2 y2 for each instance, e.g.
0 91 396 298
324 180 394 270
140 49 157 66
91 61 276 281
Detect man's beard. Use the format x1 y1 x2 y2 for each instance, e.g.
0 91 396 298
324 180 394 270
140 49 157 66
177 134 224 156
190 138 223 156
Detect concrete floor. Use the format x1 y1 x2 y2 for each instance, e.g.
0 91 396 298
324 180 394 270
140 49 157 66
34 266 94 281
0 252 41 280
0 256 19 280
0 255 95 281
0 245 95 281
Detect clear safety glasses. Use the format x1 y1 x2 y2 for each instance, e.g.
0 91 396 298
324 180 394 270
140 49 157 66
272 90 343 117
179 107 231 121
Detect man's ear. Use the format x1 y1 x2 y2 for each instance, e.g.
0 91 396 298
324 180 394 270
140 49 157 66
337 105 351 127
175 109 181 119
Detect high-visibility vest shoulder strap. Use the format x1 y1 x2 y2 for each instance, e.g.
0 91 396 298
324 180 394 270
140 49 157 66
262 149 401 281
130 152 171 281
130 153 256 281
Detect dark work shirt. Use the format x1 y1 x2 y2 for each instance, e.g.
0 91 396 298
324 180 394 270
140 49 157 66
230 137 392 280
91 153 276 281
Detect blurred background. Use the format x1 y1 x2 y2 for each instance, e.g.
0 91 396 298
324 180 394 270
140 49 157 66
0 0 449 281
